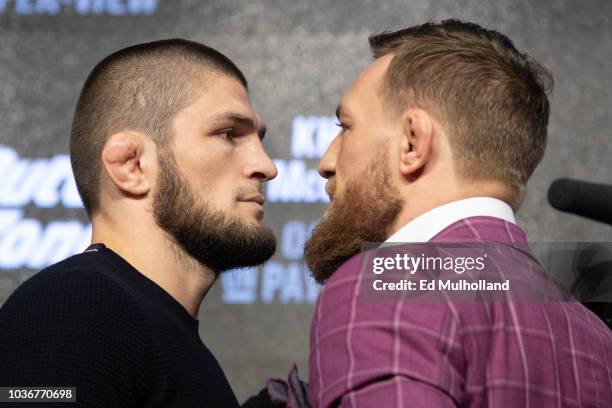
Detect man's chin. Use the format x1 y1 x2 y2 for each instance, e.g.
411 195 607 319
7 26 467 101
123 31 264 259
236 203 265 221
238 214 265 225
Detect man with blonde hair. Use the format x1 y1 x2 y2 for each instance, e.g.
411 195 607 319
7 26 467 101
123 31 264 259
305 20 612 407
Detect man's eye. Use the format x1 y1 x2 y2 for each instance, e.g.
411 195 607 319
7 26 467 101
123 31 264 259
218 130 235 140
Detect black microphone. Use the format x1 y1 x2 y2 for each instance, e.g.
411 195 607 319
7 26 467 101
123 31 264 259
548 178 612 226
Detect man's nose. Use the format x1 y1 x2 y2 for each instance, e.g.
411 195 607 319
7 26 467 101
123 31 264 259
245 140 278 182
318 135 340 180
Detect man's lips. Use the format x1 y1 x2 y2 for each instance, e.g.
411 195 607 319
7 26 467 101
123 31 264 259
325 182 335 202
242 195 265 206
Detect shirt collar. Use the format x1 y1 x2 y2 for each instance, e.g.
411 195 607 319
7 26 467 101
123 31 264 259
385 197 516 243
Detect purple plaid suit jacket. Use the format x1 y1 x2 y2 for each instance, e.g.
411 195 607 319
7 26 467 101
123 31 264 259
309 216 612 407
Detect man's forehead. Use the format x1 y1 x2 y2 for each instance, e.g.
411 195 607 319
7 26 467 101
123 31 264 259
191 72 247 103
363 54 394 82
183 80 259 121
340 54 393 115
352 54 392 92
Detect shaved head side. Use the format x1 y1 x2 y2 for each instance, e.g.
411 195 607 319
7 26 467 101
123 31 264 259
70 39 247 217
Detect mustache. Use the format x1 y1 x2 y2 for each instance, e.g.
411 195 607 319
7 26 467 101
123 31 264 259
237 185 264 199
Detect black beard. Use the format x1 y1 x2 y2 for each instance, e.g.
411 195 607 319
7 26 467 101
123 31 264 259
153 148 276 273
304 152 402 284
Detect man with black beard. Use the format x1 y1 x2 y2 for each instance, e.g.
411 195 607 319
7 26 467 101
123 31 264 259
0 40 277 407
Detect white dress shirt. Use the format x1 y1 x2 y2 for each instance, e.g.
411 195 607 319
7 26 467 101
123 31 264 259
385 197 516 243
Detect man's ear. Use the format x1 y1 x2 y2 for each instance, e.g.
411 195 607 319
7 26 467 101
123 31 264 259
101 131 153 196
398 109 434 178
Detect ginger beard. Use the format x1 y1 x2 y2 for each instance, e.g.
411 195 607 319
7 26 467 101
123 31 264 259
305 150 403 284
153 147 277 273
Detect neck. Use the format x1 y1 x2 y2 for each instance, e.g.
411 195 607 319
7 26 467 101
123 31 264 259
91 208 216 319
388 180 514 238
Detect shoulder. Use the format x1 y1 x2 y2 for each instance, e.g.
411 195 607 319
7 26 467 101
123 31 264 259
312 252 463 335
0 252 150 405
310 253 466 406
0 251 148 343
3 251 135 311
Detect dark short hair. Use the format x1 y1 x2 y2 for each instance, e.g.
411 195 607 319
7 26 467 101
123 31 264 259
70 39 247 217
369 19 553 206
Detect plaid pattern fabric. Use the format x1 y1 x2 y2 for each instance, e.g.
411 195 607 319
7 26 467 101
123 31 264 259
309 216 612 407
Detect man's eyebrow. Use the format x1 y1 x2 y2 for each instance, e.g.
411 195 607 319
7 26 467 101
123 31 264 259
209 112 266 139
